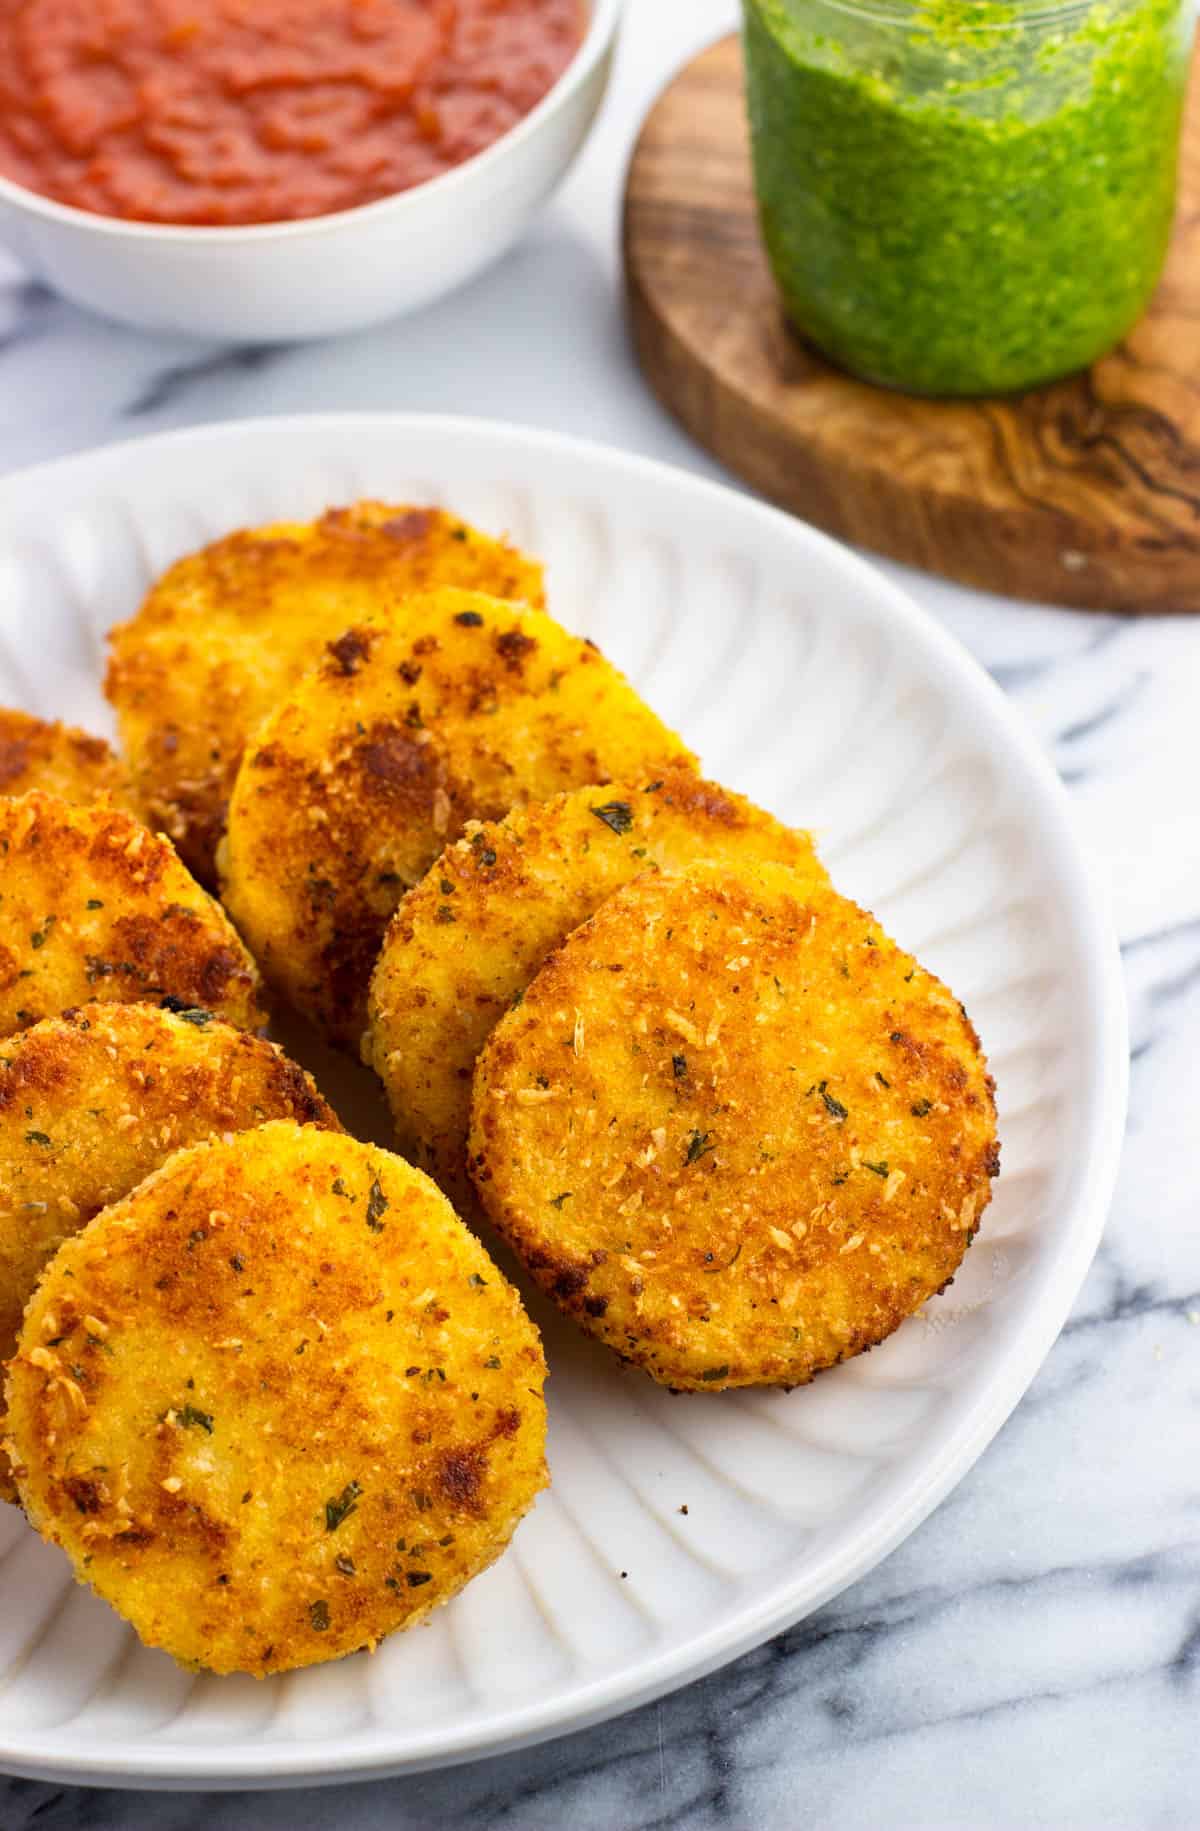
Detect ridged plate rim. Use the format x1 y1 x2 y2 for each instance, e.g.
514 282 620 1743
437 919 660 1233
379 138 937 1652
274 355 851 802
0 413 1128 1790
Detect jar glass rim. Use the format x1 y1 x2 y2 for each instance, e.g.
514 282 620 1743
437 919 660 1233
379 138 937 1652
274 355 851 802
763 0 1116 28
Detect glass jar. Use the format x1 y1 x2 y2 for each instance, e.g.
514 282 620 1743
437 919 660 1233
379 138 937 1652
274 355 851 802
741 0 1191 396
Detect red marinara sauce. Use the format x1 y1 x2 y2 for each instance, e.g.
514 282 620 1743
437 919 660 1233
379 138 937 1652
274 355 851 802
0 0 586 226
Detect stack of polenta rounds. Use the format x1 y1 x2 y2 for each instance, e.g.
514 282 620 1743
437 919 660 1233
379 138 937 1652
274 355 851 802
0 499 998 1679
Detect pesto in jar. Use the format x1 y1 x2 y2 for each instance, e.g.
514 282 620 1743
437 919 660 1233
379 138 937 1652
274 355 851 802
742 0 1189 395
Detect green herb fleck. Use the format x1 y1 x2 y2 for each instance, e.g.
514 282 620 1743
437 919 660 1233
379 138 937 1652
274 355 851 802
406 1571 432 1587
335 1554 356 1577
549 1191 573 1209
24 1130 51 1148
819 1082 848 1122
179 1404 214 1434
29 915 56 950
366 1175 389 1232
325 1480 362 1532
864 1160 890 1178
700 1365 730 1383
911 1099 932 1118
468 1272 487 1287
590 801 634 836
434 905 456 925
86 898 103 911
484 1355 501 1369
685 1129 714 1165
309 1600 330 1631
454 609 484 626
672 1054 687 1079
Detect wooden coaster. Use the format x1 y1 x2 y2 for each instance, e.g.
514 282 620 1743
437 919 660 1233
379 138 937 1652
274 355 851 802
624 33 1200 613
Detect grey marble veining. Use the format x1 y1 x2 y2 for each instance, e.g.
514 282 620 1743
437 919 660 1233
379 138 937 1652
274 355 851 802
0 2 1197 1824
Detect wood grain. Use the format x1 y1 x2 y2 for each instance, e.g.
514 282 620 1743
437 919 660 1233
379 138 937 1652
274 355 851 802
623 33 1200 613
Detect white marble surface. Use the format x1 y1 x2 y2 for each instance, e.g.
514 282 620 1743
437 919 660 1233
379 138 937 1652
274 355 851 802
0 2 1196 1824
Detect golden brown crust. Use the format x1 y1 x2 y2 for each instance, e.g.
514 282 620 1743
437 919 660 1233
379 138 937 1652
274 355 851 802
0 709 135 812
470 862 999 1391
104 504 546 884
0 1005 339 1505
0 792 265 1039
367 772 828 1208
6 1122 547 1674
220 591 695 1050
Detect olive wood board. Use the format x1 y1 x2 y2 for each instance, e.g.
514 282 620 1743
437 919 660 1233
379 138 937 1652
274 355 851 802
624 32 1200 614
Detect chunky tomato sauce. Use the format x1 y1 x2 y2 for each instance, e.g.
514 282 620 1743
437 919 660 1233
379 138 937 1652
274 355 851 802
0 0 586 226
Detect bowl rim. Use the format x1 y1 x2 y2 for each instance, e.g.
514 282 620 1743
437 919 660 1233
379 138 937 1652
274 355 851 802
0 0 624 245
0 410 1130 1789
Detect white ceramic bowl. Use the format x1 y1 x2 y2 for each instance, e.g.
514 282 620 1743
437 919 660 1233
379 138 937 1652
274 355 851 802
0 0 621 342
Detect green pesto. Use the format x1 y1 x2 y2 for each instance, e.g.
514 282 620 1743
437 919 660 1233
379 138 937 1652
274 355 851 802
742 0 1188 394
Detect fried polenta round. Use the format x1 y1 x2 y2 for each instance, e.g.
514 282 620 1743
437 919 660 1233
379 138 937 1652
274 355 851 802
367 772 828 1209
0 793 266 1039
220 591 695 1050
105 504 545 884
470 862 999 1391
0 1004 338 1505
6 1121 547 1676
0 709 134 811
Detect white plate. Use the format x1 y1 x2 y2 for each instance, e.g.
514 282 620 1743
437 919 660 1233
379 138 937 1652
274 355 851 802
0 414 1127 1791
